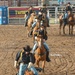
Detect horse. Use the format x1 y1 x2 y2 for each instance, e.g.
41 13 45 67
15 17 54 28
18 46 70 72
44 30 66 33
34 35 46 72
25 69 34 75
32 19 40 41
27 12 36 37
59 11 75 35
16 63 34 75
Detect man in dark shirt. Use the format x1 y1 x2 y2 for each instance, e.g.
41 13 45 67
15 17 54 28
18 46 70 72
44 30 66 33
65 2 72 12
14 45 38 75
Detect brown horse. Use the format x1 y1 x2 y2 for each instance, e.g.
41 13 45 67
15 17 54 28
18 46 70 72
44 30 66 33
27 13 36 37
68 11 75 35
59 11 75 35
59 13 64 34
34 35 46 72
32 20 40 41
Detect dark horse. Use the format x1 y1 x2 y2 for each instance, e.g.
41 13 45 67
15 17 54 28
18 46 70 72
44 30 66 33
59 11 75 35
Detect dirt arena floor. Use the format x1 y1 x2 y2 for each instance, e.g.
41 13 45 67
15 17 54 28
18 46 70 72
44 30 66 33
0 24 75 75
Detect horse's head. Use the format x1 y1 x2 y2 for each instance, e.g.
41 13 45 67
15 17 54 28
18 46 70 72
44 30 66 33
36 35 43 48
28 12 36 27
59 13 63 20
68 11 72 15
42 13 46 21
68 11 74 22
30 12 37 21
25 70 34 75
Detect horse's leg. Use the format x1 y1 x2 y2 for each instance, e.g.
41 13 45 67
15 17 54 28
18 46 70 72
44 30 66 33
35 60 39 68
42 61 45 72
27 27 30 37
63 25 65 34
71 25 73 35
59 22 62 35
69 24 70 35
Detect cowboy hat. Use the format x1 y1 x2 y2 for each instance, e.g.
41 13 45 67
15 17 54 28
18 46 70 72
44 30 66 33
23 45 31 52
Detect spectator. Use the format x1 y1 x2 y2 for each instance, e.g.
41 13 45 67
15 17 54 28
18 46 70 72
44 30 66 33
58 0 64 6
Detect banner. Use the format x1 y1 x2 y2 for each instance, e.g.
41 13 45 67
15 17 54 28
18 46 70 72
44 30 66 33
9 7 39 18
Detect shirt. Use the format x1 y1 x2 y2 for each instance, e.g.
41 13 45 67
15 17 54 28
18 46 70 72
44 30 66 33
15 51 34 64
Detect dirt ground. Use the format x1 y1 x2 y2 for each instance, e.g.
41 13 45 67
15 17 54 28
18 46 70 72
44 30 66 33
0 24 75 75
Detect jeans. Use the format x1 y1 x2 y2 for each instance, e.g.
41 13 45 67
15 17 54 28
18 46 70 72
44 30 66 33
29 66 38 75
32 41 38 53
19 63 28 75
63 19 67 25
32 41 49 53
24 14 30 26
63 13 68 19
43 42 49 51
19 63 38 75
32 21 37 28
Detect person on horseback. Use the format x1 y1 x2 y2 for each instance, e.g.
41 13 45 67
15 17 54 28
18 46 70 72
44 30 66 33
65 2 72 12
63 2 72 19
24 6 34 27
29 13 43 36
30 4 50 30
30 7 43 29
32 25 50 62
63 2 72 25
14 45 38 75
41 4 50 27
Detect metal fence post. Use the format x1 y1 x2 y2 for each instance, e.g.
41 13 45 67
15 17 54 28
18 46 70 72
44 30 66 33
55 6 58 24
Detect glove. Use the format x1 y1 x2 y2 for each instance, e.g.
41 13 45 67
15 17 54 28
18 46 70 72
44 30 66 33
27 62 34 69
14 61 17 68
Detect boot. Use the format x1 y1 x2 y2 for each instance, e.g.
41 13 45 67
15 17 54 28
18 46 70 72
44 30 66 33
46 51 50 62
24 21 27 27
47 20 50 27
30 29 33 35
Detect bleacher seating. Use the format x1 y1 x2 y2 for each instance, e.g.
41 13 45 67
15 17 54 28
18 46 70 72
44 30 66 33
49 0 75 5
0 0 75 7
0 1 8 6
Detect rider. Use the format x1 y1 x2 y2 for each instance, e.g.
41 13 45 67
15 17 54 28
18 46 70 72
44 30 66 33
32 25 50 62
63 2 72 19
31 7 42 28
63 2 72 25
31 4 49 30
41 4 50 27
24 6 34 27
65 2 72 12
14 45 38 75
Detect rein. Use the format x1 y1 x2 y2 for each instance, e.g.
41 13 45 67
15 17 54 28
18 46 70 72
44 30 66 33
35 51 46 56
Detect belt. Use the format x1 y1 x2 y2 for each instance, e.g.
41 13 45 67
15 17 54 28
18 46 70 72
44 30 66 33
21 62 28 64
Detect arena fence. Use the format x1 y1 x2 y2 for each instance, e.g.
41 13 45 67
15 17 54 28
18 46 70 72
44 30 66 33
8 6 75 25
